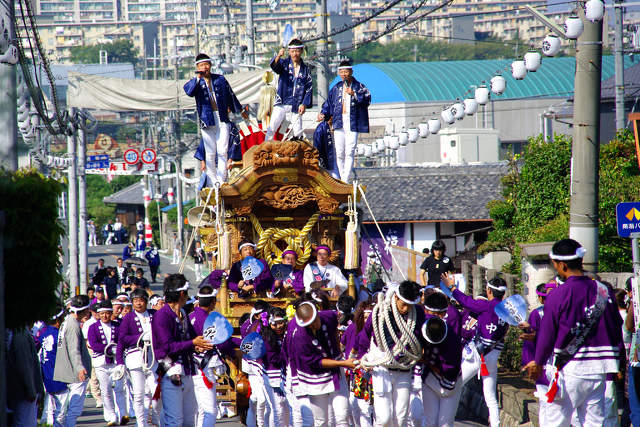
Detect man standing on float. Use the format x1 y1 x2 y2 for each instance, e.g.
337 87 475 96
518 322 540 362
318 59 370 183
266 38 313 141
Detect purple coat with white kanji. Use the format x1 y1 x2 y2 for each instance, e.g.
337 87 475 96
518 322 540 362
452 289 508 354
228 258 274 294
422 313 463 391
290 310 342 396
116 309 155 365
534 275 623 376
152 304 197 375
261 334 286 388
189 306 236 359
88 321 120 365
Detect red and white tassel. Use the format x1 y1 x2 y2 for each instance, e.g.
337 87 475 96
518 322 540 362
546 371 559 403
480 354 489 377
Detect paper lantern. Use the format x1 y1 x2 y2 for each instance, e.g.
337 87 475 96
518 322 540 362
418 123 430 138
383 135 392 148
408 128 419 143
511 60 527 80
463 98 478 115
377 138 386 153
564 16 584 39
398 132 408 146
428 118 441 134
524 51 541 72
441 107 455 125
357 144 365 156
542 34 561 57
364 144 372 157
490 75 506 95
585 0 605 22
390 135 401 149
167 187 175 204
452 102 465 120
475 86 490 105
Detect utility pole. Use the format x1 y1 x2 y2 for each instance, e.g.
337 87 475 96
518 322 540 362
174 157 184 254
0 0 17 171
223 3 232 62
67 110 79 293
77 116 88 293
614 0 626 130
316 0 329 102
194 8 200 55
246 0 255 65
569 8 603 272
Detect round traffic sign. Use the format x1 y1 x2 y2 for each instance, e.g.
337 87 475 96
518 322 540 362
124 149 140 165
141 148 157 164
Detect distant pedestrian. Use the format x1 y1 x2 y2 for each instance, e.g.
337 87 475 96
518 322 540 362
104 267 119 300
88 220 97 246
133 268 150 291
136 234 146 258
104 220 115 245
122 242 133 261
38 308 68 427
54 295 92 427
172 233 181 265
192 241 205 280
92 258 107 286
145 243 161 283
136 218 144 237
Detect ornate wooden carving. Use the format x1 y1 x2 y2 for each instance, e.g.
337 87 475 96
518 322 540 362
252 141 319 169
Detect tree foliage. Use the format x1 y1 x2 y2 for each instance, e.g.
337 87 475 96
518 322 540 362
70 39 139 65
350 37 534 63
0 169 65 328
86 175 141 234
480 131 640 274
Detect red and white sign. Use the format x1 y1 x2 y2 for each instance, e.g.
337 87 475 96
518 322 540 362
124 149 140 165
144 217 153 244
141 148 157 164
85 161 159 175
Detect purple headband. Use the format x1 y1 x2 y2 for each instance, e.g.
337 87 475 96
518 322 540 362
536 289 548 297
316 245 332 255
282 250 298 259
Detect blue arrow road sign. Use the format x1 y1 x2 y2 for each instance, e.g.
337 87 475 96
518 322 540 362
616 202 640 237
86 154 109 169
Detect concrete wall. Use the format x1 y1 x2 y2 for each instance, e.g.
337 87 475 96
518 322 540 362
403 222 437 253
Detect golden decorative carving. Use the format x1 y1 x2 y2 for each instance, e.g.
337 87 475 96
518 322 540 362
252 141 319 169
257 185 315 210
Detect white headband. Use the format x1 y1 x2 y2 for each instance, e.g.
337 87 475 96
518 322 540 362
288 45 304 49
549 246 587 261
424 301 448 312
97 307 113 312
174 282 190 292
51 309 65 320
311 292 323 303
149 296 163 306
421 318 448 345
364 309 372 314
337 66 352 70
123 302 132 306
487 282 507 292
250 307 265 318
269 315 286 324
195 58 212 65
295 301 317 327
239 243 256 252
197 289 218 298
69 304 90 313
395 287 421 305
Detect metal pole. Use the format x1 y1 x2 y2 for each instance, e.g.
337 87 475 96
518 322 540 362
77 119 88 294
246 0 255 65
569 9 603 272
174 158 184 257
632 235 640 332
67 113 79 292
194 8 200 55
316 0 329 102
223 4 232 62
614 0 626 130
0 212 6 427
0 0 17 171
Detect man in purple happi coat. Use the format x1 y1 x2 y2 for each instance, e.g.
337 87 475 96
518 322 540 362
227 239 274 297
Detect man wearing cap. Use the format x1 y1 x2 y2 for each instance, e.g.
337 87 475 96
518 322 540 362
272 249 305 296
88 300 128 426
317 59 371 183
420 291 464 427
266 38 313 141
54 295 92 427
117 288 159 427
290 301 358 427
303 245 348 297
523 239 623 426
228 239 274 298
152 273 213 426
184 53 247 185
357 281 426 427
443 274 508 427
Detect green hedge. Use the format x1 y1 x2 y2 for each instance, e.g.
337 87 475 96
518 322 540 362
0 169 65 329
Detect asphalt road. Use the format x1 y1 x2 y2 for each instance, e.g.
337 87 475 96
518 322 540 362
79 244 488 426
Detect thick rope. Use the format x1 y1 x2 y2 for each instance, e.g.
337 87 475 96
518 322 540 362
249 212 320 268
361 293 422 370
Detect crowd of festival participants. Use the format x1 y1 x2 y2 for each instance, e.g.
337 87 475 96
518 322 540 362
7 237 633 427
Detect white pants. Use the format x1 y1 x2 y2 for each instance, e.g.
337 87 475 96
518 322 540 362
89 232 97 246
43 391 67 427
173 248 181 264
129 368 160 427
62 380 88 427
193 369 217 427
480 349 501 427
202 118 230 185
96 364 128 423
371 368 413 427
106 232 114 245
603 380 618 427
161 374 197 427
247 373 274 427
266 105 303 140
308 377 350 427
11 399 38 427
540 373 606 427
407 374 424 427
194 263 203 280
535 383 550 424
421 378 464 427
285 369 314 427
349 390 373 427
333 114 358 183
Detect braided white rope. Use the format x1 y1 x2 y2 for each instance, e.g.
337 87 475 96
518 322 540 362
361 293 422 370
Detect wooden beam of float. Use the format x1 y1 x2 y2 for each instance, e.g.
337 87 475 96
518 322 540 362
630 113 640 171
